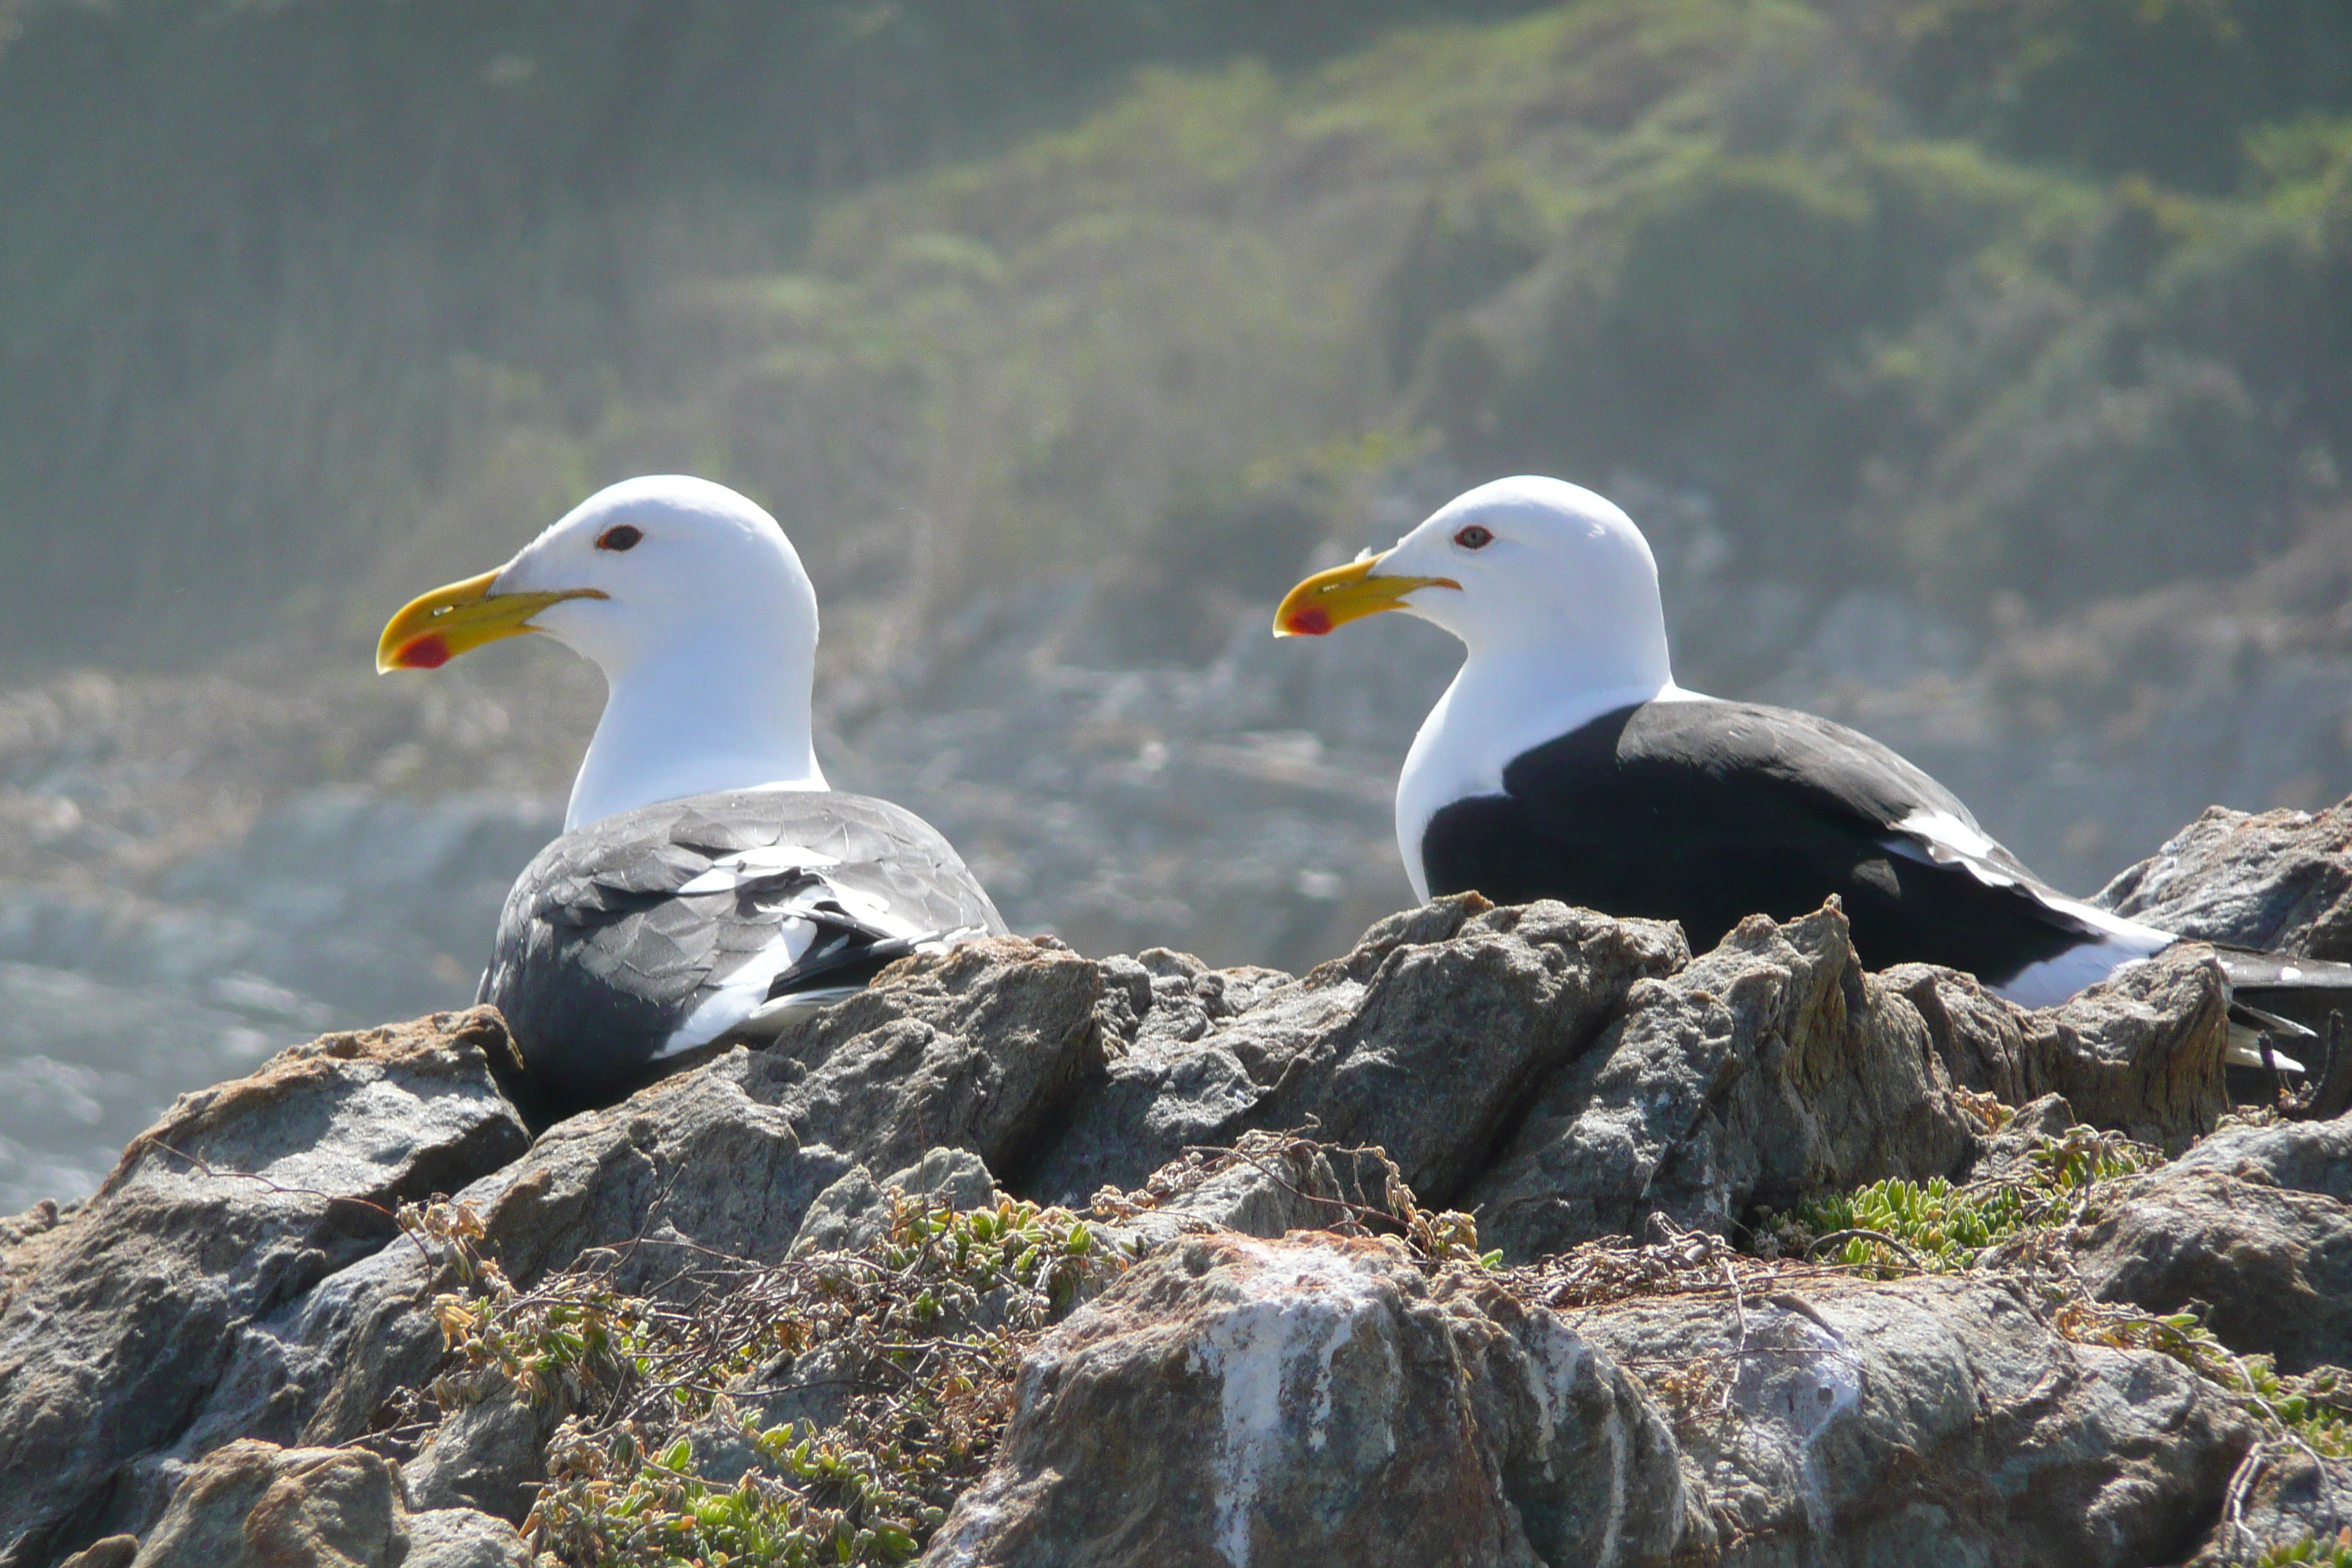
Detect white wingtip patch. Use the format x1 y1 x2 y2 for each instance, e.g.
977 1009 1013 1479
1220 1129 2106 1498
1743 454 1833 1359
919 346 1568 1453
2225 1020 2308 1073
1891 808 2178 1009
655 917 817 1057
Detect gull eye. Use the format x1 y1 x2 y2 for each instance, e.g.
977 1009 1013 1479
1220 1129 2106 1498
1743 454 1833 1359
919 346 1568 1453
1452 524 1494 550
596 524 643 552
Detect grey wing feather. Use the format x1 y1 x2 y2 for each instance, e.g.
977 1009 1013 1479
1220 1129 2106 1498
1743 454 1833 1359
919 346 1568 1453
481 789 1004 1100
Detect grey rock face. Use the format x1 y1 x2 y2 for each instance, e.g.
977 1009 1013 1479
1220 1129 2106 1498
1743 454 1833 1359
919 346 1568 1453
442 934 1103 1294
1578 1275 2254 1568
121 1439 529 1568
400 1508 536 1568
0 1010 528 1568
129 1441 405 1568
1028 897 1689 1206
1884 961 2037 1103
1469 907 1975 1261
19 884 2261 1561
116 945 1101 1542
181 935 1111 1481
1090 1137 1401 1256
53 1542 135 1568
399 1132 1405 1524
2168 1107 2352 1199
400 1392 554 1526
921 1233 1693 1568
4 801 2333 1566
2020 948 2233 1150
1965 1090 2083 1177
927 1239 2255 1568
2188 1449 2352 1567
2073 1112 2352 1373
789 1147 1000 1258
755 937 1108 1194
2101 800 2352 957
1882 946 2231 1150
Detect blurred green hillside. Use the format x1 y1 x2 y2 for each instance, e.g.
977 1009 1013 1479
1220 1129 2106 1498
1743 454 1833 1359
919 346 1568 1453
3 0 2351 674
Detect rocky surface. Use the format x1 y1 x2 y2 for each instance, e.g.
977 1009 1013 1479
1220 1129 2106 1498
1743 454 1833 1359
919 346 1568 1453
2101 799 2352 959
1888 953 2234 1141
133 935 1111 1511
2190 1448 2352 1568
1466 907 1974 1260
0 1010 528 1567
4 799 2352 1564
1028 900 1691 1209
1576 1273 2254 1567
2016 949 2234 1149
108 1439 528 1568
925 1232 1693 1568
2073 1114 2352 1373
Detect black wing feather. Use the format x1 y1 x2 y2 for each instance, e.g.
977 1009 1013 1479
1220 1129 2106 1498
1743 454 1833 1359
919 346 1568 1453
1420 700 2095 985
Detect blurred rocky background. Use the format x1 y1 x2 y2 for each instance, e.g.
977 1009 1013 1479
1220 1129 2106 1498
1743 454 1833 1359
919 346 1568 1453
4 0 2351 1210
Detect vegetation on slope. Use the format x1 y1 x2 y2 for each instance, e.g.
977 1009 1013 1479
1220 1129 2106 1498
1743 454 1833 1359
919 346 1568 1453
0 0 1549 669
392 1113 2352 1564
2 0 2351 676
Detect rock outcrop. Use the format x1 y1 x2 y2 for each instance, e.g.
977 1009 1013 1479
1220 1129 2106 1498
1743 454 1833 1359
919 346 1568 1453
926 1235 2263 1568
2190 1449 2352 1568
108 1439 527 1568
1889 946 2234 1146
927 1233 1693 1568
7 801 2352 1565
2101 800 2352 957
1578 1273 2253 1567
0 1011 528 1567
1029 900 1691 1207
136 933 1114 1517
2073 1113 2352 1373
1467 907 1974 1260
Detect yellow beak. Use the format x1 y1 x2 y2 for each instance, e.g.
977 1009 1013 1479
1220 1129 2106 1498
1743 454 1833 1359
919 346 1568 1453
375 570 607 673
1272 554 1458 638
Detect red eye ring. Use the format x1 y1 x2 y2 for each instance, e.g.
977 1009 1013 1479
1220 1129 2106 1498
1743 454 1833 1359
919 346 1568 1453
1453 524 1494 550
596 524 643 552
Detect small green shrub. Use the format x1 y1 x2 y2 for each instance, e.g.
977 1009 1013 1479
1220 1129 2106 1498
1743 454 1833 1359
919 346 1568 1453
402 1140 1495 1567
1798 1173 2026 1271
2255 1527 2352 1567
402 1188 1120 1567
1771 1120 2352 1518
1780 1123 2157 1274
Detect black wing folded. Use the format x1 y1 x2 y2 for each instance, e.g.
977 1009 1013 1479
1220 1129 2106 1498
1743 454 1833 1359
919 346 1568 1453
1419 698 2097 984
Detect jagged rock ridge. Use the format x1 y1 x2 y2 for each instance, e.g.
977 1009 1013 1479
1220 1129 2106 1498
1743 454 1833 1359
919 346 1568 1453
4 799 2352 1566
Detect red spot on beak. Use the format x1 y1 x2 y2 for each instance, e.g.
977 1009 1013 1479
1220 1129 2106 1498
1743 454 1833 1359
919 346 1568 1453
1287 608 1333 636
399 634 451 669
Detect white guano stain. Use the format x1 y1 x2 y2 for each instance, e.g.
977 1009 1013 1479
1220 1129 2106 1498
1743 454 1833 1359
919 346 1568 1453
1732 1306 1863 1556
1520 1315 1635 1561
927 1490 1008 1568
1186 1240 1397 1568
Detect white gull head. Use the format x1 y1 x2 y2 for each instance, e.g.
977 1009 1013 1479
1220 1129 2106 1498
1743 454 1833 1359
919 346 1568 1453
1273 475 1693 900
379 475 827 831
